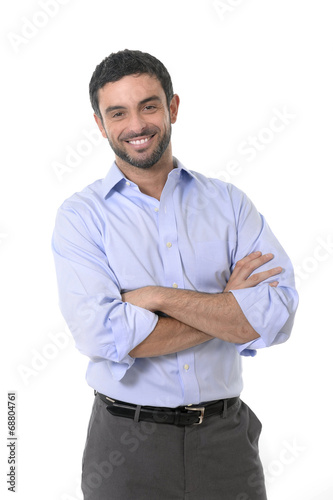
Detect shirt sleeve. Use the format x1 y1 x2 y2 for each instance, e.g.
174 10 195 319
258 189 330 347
51 200 158 381
227 184 299 356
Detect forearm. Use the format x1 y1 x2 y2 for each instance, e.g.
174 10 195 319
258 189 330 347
129 316 213 358
122 253 283 347
153 288 259 344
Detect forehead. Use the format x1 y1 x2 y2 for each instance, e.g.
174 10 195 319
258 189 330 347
98 74 166 111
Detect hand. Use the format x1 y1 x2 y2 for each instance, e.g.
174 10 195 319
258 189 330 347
224 251 282 292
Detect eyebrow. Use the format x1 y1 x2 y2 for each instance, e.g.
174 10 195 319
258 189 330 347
104 95 162 115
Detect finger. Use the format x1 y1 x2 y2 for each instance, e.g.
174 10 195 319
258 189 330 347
243 251 263 261
246 267 283 286
248 254 276 279
234 253 275 280
235 251 262 266
269 281 279 287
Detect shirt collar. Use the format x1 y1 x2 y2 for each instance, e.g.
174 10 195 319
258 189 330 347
101 157 196 199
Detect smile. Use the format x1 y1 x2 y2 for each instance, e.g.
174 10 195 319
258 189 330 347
126 134 155 145
129 137 150 145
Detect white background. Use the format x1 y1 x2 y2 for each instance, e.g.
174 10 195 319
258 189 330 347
1 1 332 498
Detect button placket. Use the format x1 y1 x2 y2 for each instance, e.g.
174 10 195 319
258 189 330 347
177 351 200 404
158 176 201 403
158 182 184 289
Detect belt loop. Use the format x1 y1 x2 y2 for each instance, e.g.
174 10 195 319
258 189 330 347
174 409 181 426
222 399 228 419
134 405 142 423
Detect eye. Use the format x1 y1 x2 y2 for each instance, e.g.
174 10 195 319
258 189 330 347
143 105 156 112
112 112 124 118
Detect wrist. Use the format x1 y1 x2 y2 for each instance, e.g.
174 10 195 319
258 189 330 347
152 286 166 311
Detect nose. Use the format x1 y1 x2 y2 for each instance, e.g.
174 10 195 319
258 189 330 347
127 111 147 136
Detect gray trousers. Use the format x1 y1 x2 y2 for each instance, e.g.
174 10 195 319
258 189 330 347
81 395 267 500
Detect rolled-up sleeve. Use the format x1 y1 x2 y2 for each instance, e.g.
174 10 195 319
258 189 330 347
227 185 299 356
51 202 158 380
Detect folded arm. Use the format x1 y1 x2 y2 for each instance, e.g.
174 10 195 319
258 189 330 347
124 252 282 356
123 187 300 357
129 317 213 358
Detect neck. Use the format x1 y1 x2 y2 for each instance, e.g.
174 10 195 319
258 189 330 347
115 148 175 200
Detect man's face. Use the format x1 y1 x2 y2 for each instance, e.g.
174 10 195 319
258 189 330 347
95 74 178 169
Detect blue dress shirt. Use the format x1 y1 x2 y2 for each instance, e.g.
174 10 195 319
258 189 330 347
52 158 298 407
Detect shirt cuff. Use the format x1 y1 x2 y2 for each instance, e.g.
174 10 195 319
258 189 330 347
230 285 295 355
106 303 159 379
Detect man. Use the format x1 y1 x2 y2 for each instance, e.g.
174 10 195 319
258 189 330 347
52 49 298 499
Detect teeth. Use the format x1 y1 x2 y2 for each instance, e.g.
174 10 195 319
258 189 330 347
129 137 150 145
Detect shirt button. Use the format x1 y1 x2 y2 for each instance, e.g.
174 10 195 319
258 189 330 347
184 364 190 371
154 207 159 212
166 242 172 248
126 181 130 186
172 283 178 288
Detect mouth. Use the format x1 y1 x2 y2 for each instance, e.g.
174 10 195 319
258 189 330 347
125 134 156 149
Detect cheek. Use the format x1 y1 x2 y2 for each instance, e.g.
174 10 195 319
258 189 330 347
159 115 171 132
147 110 169 131
107 125 123 142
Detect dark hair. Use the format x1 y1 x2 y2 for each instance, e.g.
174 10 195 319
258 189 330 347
89 49 174 118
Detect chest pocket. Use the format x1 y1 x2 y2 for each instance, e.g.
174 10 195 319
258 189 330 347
194 240 232 292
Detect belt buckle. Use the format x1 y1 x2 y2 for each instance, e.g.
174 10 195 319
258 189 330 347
185 406 205 425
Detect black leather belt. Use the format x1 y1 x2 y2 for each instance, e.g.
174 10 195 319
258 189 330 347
97 392 239 426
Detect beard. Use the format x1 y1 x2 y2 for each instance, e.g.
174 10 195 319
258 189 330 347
106 124 172 169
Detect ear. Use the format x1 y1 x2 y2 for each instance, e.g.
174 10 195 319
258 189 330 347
169 94 180 124
94 113 108 139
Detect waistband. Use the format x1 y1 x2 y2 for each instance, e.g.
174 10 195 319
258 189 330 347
96 392 239 426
